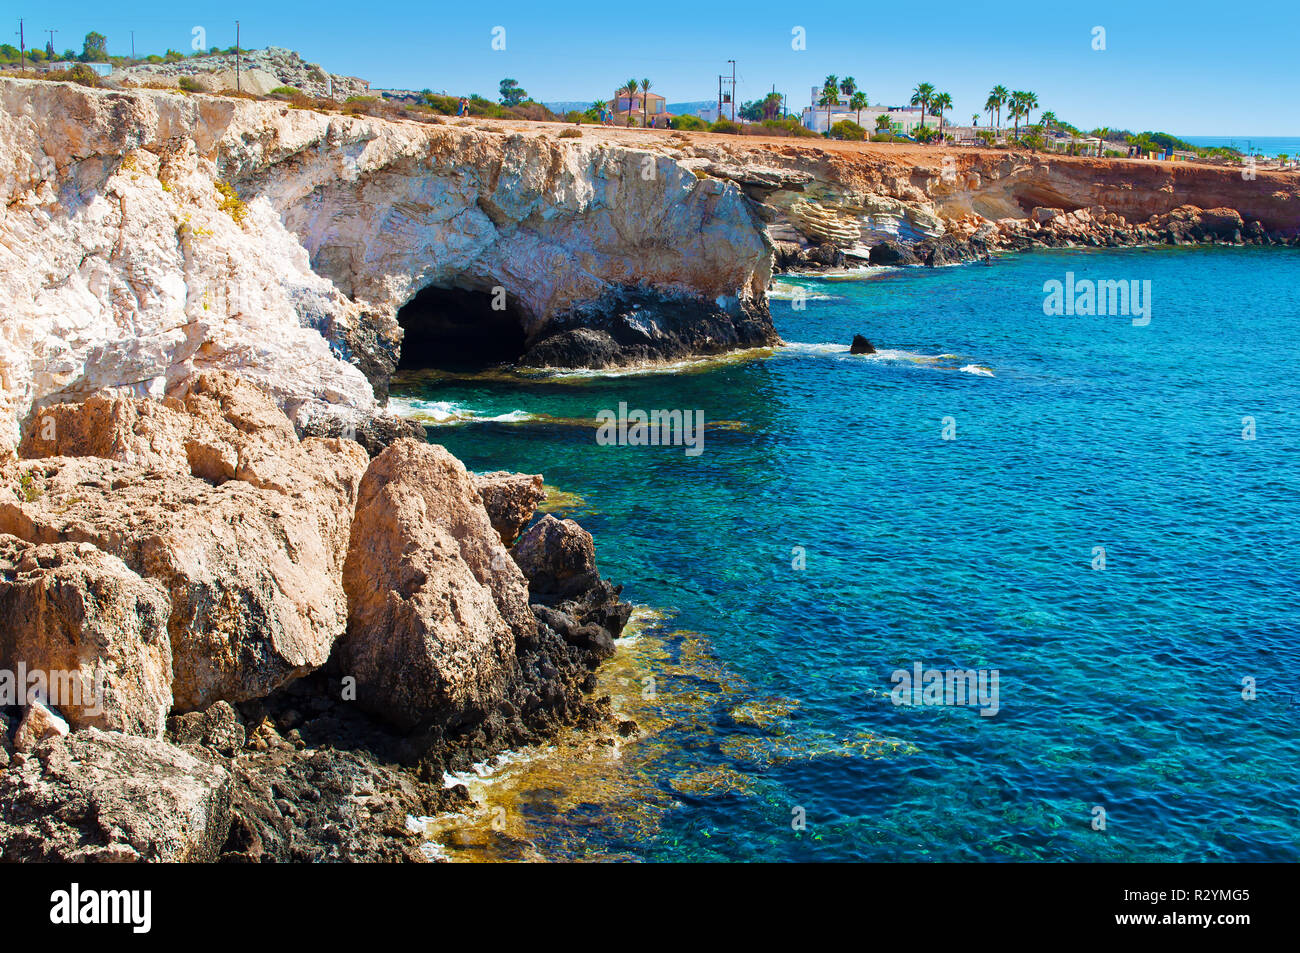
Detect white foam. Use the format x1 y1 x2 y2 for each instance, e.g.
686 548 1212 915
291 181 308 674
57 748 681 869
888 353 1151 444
389 397 535 425
960 364 995 377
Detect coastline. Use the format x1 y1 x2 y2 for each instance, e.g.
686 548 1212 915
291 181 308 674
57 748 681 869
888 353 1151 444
1 76 1298 862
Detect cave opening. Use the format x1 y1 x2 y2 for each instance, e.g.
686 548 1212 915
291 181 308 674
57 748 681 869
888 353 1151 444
396 284 529 371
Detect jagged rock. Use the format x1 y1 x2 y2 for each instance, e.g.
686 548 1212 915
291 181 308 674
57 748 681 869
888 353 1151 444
520 288 778 369
850 335 876 355
12 700 70 752
869 241 918 266
472 471 546 545
300 410 428 458
512 515 600 600
167 701 247 756
0 536 173 736
338 439 535 731
0 728 232 862
3 373 369 711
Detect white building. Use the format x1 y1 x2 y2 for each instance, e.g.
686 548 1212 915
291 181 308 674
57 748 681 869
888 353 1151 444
800 92 939 136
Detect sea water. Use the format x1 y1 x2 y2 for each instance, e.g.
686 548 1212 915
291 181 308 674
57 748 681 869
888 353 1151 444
392 245 1300 861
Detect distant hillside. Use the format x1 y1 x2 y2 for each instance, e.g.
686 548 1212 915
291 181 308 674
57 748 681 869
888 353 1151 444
542 101 594 115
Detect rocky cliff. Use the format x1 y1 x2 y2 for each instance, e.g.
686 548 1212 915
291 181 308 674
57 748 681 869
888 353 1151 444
0 77 776 454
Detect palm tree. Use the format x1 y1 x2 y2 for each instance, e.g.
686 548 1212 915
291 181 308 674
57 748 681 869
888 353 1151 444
623 78 638 125
1040 110 1056 135
931 91 952 139
910 82 935 136
850 91 869 126
1095 127 1110 157
989 85 1009 136
840 76 857 102
1008 91 1028 140
1019 90 1038 129
984 93 999 135
820 75 839 130
640 78 652 127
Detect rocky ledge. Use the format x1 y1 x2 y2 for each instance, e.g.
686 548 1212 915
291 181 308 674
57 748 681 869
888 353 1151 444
0 372 633 861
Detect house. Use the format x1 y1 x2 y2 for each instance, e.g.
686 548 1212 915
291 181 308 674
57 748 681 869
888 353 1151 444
608 90 670 125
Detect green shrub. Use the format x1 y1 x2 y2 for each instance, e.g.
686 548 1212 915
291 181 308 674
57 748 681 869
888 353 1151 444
670 115 707 131
558 127 582 139
708 119 742 135
268 85 301 98
829 119 866 141
177 76 204 93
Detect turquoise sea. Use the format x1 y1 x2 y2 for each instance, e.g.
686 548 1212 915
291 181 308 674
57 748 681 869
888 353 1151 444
1183 135 1300 157
394 246 1300 861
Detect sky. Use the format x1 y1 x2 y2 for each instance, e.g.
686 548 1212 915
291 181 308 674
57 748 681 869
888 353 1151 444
9 1 1298 136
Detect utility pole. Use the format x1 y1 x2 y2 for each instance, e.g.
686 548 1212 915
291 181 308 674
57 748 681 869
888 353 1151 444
235 21 241 92
16 19 25 72
728 59 736 121
717 74 722 122
130 30 135 61
46 28 56 60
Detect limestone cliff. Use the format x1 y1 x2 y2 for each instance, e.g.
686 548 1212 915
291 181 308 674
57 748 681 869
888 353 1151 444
0 78 775 452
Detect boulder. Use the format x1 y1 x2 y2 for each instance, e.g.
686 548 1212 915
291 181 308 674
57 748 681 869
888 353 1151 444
512 515 600 600
0 451 365 711
3 374 369 711
0 728 232 862
850 334 876 355
472 471 546 545
338 439 535 730
0 536 173 736
12 700 70 752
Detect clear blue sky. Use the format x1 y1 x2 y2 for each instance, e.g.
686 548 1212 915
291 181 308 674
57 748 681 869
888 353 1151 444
13 1 1297 135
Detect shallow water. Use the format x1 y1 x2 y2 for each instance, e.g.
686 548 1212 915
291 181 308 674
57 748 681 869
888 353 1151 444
392 245 1300 862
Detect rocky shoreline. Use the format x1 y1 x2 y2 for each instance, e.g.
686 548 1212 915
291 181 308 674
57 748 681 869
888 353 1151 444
0 373 634 861
774 203 1300 273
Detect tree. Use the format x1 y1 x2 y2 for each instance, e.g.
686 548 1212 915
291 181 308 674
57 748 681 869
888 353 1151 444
1008 91 1030 140
819 75 839 130
640 78 652 126
1019 90 1038 130
763 91 783 120
839 76 856 101
849 91 868 125
989 85 1009 134
45 39 55 59
622 78 638 125
81 32 108 63
498 78 527 107
1040 110 1056 136
931 91 952 139
984 93 999 134
910 82 935 136
875 113 893 133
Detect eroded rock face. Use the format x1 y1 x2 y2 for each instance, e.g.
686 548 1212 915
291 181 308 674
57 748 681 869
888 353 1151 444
0 536 173 736
2 373 368 711
339 439 535 731
0 728 232 862
472 471 546 545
